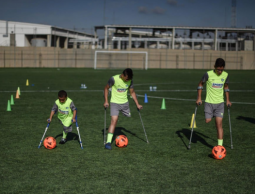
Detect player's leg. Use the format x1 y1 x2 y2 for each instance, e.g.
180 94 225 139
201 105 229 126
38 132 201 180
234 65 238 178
214 103 224 146
105 103 119 149
59 119 72 144
215 117 223 138
107 115 118 139
204 102 213 123
120 102 131 117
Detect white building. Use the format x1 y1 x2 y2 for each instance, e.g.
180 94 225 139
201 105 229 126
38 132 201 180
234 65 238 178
0 20 97 48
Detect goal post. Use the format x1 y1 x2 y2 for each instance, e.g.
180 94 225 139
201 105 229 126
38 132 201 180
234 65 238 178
94 51 148 70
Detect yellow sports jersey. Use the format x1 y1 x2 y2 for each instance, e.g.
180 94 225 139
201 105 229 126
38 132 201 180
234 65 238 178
202 70 229 104
110 74 132 104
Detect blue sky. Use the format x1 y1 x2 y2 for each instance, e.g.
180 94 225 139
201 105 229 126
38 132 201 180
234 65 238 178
0 0 254 34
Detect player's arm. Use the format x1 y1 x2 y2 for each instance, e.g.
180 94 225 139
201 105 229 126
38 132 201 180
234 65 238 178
129 88 142 110
47 103 57 123
224 83 231 107
104 77 114 108
104 84 110 108
72 109 77 123
196 81 204 105
196 73 207 105
70 102 77 123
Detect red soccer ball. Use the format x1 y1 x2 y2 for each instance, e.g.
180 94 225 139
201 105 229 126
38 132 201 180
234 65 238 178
115 135 128 148
212 145 226 160
43 136 56 149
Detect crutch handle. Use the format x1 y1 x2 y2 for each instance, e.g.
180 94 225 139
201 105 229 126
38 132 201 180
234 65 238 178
228 104 231 108
72 119 79 127
47 123 50 128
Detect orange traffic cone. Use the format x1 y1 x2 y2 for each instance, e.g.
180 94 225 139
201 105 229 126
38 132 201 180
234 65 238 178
16 90 20 99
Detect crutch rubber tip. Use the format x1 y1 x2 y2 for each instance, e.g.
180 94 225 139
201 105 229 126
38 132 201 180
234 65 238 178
38 146 40 148
81 147 83 149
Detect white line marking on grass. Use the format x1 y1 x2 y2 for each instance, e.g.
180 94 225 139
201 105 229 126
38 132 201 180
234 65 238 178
0 89 254 93
136 94 255 105
0 90 103 93
1 89 254 105
135 90 255 92
135 82 255 86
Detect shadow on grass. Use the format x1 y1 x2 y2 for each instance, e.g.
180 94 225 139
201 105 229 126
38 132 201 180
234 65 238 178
102 127 146 143
236 116 255 124
176 128 214 150
55 132 79 144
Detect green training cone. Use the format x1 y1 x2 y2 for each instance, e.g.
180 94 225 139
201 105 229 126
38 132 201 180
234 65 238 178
7 100 11 111
18 87 21 95
10 95 14 105
161 98 166 110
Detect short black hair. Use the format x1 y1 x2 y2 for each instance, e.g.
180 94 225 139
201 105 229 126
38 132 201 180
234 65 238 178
215 58 225 68
123 68 133 80
58 90 67 97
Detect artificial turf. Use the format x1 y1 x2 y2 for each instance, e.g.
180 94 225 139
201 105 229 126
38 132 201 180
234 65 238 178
0 68 255 194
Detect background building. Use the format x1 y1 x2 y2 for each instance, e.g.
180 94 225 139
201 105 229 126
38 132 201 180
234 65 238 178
95 25 255 51
0 20 97 48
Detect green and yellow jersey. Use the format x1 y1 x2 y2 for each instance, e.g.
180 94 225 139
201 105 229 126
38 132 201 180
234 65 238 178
108 74 133 104
52 97 76 127
201 70 229 104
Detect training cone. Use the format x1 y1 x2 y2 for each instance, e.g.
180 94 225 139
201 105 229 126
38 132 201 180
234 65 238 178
7 100 11 111
16 90 20 99
144 93 148 103
161 98 166 109
10 95 14 105
26 79 29 86
18 87 21 95
190 114 197 128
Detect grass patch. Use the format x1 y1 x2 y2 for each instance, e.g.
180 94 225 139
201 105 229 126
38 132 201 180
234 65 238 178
0 68 255 193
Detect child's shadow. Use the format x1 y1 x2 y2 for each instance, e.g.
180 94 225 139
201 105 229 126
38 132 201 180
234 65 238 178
102 127 146 143
176 128 214 149
55 132 79 144
236 116 255 124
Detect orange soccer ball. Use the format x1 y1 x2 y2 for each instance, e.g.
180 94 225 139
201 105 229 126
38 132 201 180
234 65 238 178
115 135 128 148
212 145 226 160
43 136 56 149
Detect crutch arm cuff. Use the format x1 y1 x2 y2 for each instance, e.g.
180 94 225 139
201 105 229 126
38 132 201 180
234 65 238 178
224 89 230 92
197 86 203 90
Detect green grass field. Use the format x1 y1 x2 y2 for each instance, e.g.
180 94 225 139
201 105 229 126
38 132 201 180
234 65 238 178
0 68 255 194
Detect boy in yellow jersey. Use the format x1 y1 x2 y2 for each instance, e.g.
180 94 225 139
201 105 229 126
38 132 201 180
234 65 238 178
196 58 232 147
103 68 143 150
47 90 77 144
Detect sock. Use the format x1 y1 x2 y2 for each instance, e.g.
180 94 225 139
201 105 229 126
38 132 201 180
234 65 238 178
63 131 68 139
218 139 223 146
107 133 113 143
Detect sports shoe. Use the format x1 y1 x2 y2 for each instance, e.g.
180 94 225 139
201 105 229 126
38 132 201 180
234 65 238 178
59 138 67 144
105 143 112 150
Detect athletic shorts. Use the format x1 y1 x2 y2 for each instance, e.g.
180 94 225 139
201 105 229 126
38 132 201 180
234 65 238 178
204 102 224 119
58 119 72 133
110 102 131 117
